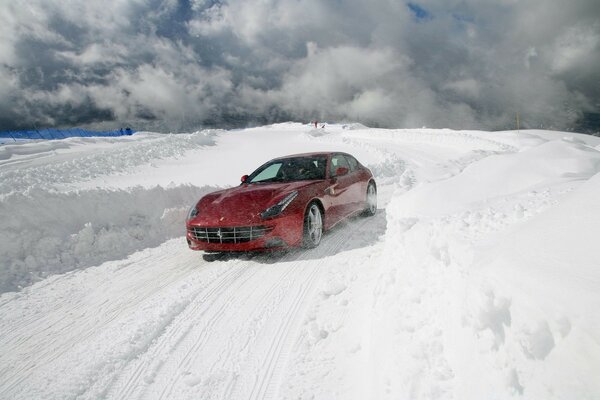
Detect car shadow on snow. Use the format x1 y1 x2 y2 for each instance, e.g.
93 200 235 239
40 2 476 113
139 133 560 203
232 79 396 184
201 209 387 264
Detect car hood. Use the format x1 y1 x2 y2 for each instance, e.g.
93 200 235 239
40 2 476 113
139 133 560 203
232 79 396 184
193 180 319 225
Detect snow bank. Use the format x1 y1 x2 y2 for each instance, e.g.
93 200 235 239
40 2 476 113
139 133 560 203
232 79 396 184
0 185 214 293
0 134 151 162
0 131 216 197
341 122 369 130
484 170 600 300
394 139 600 216
342 128 517 153
468 171 600 399
0 140 72 159
372 137 600 399
0 130 220 293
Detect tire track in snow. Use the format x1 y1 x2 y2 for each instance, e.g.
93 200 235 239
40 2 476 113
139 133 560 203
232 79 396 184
0 195 386 400
237 214 383 400
106 261 252 400
106 248 322 399
108 207 381 400
243 264 321 400
151 260 323 400
0 244 239 399
153 263 284 400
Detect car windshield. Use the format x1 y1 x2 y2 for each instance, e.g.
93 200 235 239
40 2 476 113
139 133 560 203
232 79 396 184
247 156 327 183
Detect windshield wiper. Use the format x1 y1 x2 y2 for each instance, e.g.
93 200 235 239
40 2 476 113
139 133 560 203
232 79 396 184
250 177 289 184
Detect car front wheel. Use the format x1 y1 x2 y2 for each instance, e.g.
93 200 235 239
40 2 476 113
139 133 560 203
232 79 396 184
303 202 323 248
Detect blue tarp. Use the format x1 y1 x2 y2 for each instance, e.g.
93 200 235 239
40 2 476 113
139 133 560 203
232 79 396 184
0 128 135 141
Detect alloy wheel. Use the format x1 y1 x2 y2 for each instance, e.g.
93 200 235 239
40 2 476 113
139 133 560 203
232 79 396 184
305 203 323 247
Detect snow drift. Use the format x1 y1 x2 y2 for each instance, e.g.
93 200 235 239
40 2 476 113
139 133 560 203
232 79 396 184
371 135 600 398
0 185 215 293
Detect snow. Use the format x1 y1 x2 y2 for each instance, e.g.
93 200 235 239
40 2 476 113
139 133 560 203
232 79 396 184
1 123 599 399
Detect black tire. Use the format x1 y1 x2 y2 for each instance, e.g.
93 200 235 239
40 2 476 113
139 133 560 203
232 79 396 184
303 202 323 248
363 181 377 216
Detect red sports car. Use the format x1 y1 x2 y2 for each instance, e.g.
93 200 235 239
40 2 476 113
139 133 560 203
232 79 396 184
186 152 377 252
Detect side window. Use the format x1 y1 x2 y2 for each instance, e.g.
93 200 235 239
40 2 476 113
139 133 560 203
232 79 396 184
330 154 350 176
345 155 358 171
251 163 281 182
311 157 327 179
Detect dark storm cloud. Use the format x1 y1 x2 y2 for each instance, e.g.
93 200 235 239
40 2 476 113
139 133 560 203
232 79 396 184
0 0 599 132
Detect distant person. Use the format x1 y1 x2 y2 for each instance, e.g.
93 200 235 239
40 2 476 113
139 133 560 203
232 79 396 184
314 120 318 128
125 127 132 135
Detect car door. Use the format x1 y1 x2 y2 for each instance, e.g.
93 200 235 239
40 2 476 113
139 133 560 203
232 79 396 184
326 154 354 223
343 154 368 213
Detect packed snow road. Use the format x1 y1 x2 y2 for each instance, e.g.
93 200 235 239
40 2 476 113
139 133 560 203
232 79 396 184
0 214 384 400
1 123 600 399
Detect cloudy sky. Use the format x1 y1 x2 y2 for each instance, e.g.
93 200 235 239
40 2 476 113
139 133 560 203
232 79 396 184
0 0 599 132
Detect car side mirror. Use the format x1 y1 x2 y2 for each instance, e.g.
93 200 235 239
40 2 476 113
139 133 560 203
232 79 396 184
241 174 248 183
335 167 349 176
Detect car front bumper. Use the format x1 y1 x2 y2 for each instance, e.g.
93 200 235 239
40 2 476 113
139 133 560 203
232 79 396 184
186 213 304 252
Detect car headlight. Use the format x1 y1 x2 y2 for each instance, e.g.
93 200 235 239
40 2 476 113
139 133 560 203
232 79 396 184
187 204 199 220
261 191 298 219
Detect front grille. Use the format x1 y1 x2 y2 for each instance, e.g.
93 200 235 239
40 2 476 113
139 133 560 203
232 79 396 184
188 225 274 244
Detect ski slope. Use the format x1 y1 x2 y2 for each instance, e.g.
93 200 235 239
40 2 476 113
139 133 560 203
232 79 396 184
1 123 599 399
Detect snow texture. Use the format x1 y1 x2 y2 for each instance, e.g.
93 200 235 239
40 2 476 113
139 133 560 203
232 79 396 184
1 123 599 400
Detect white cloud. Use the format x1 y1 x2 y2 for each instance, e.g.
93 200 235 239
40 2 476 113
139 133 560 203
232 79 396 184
443 79 481 99
0 0 598 132
551 24 600 74
524 47 537 70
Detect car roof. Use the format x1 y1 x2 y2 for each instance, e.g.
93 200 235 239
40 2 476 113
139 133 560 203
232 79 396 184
272 151 350 161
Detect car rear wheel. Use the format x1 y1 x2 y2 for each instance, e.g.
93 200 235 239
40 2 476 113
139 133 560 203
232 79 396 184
303 202 323 248
363 182 377 216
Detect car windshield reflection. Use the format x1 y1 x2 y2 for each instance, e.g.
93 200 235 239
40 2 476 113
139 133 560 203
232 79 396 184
247 156 327 183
